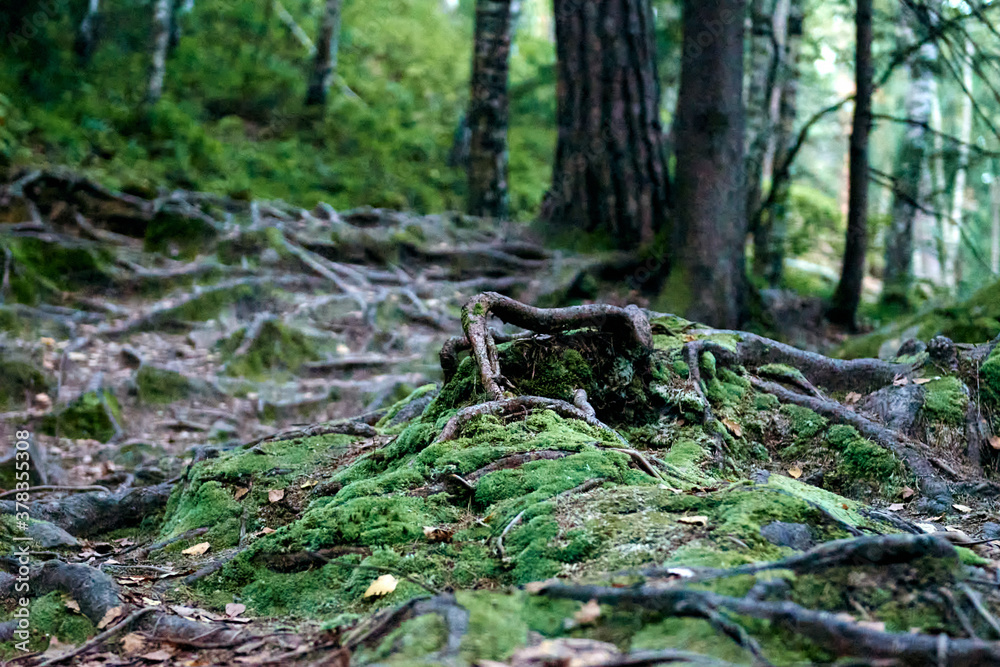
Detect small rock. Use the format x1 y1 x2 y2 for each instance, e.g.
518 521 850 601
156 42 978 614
760 521 815 550
982 522 1000 541
750 469 771 484
27 521 79 549
895 338 926 358
928 336 957 369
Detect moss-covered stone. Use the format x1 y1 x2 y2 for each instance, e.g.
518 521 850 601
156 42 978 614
222 319 320 379
0 348 50 410
920 377 968 426
135 364 194 404
41 390 120 442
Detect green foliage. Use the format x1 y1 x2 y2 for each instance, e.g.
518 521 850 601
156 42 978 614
221 319 320 379
0 348 50 410
41 390 120 443
136 365 193 405
920 377 969 426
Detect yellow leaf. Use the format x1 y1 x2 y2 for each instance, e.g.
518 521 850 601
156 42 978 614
573 599 602 624
845 392 862 405
363 574 398 598
261 527 276 534
233 487 249 501
268 488 285 503
97 605 123 630
787 466 803 479
953 504 973 514
678 516 709 526
721 418 742 438
300 479 318 489
182 542 211 556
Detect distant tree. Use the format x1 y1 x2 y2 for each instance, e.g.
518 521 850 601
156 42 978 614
305 0 343 107
942 40 974 292
466 0 516 219
74 0 101 62
828 0 873 329
993 159 1000 276
540 0 669 249
670 0 747 328
147 0 174 104
882 3 938 308
745 0 779 242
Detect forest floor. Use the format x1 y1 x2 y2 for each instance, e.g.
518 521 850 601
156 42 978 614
2 169 1000 666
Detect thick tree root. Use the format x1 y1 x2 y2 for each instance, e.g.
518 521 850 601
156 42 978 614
0 560 120 626
344 594 469 659
462 292 652 400
539 582 1000 666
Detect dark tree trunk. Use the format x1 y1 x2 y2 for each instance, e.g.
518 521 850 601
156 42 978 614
305 0 343 107
745 0 778 241
828 0 873 329
669 0 747 328
540 0 669 249
467 0 515 219
74 0 101 62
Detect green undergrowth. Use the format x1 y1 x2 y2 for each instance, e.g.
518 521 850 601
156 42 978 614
0 234 117 305
40 389 121 443
0 347 50 410
220 319 321 380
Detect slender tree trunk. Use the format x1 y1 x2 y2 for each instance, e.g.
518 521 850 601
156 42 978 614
670 0 747 328
930 91 946 273
467 0 516 219
147 0 174 104
540 0 669 250
745 0 778 238
992 161 1000 276
881 5 937 307
943 40 974 292
754 0 801 287
828 0 873 329
305 0 343 107
74 0 101 62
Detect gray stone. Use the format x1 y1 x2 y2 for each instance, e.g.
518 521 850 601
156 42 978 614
27 520 79 548
982 522 1000 541
860 384 925 436
760 521 815 550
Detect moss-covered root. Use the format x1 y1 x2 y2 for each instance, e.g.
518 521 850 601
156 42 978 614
460 292 652 400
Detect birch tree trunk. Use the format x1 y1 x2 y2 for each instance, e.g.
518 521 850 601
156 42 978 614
943 40 974 292
881 5 937 308
541 0 669 250
147 0 174 104
75 0 101 62
305 0 343 107
828 0 873 328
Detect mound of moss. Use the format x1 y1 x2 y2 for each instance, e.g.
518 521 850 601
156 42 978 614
221 319 321 379
41 390 120 442
0 348 50 410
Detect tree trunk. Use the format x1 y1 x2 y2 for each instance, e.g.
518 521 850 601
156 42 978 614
467 0 516 219
669 0 746 328
147 0 174 105
992 161 1000 276
943 40 974 292
74 0 101 62
753 0 801 287
540 0 669 250
828 0 873 329
881 5 937 308
745 0 778 241
305 0 343 107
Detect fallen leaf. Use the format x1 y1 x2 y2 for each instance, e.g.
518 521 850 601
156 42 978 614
182 542 211 556
913 378 932 385
678 516 709 526
363 574 398 598
300 479 318 489
141 649 174 661
665 567 695 579
524 579 559 594
989 435 1000 450
226 603 246 618
268 488 285 503
901 486 915 500
845 392 863 405
887 503 905 512
893 375 909 386
916 523 938 533
857 620 886 632
120 632 146 654
573 599 602 624
141 597 161 606
65 599 81 613
953 504 973 514
261 527 276 534
787 466 803 479
423 525 455 543
40 337 56 347
97 605 124 630
40 637 74 659
234 487 249 501
721 418 742 438
169 605 196 617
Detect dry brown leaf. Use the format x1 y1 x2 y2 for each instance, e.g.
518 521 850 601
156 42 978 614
182 542 211 556
226 603 247 618
787 466 803 479
845 391 862 405
901 486 915 500
893 375 909 386
268 488 285 503
65 599 81 613
97 605 124 630
678 516 709 526
261 527 276 534
423 525 455 543
887 503 905 512
721 418 742 438
169 604 196 617
141 648 175 661
363 574 398 598
523 579 559 594
953 504 973 514
234 487 249 501
120 632 147 654
40 637 75 660
573 599 602 624
989 435 1000 450
913 378 932 385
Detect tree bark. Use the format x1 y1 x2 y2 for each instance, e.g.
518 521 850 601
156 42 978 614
74 0 101 62
753 0 801 287
540 0 669 250
745 0 779 242
147 0 174 104
467 0 516 219
882 5 937 307
305 0 343 107
828 0 873 329
992 159 1000 276
670 0 747 328
943 40 974 292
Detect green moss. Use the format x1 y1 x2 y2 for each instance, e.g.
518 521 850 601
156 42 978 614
356 613 448 663
755 393 780 411
41 390 119 442
144 210 218 260
758 363 809 385
920 377 969 426
135 365 193 404
222 319 320 379
458 591 529 661
26 592 96 647
376 384 438 429
825 425 903 497
780 404 828 439
0 349 50 410
2 235 115 304
982 344 1000 410
160 479 243 546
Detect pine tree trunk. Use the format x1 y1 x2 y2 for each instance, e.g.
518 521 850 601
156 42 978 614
74 0 101 62
467 0 515 219
670 0 746 328
753 0 801 287
943 40 974 292
828 0 873 329
882 6 937 307
147 0 174 104
305 0 343 107
540 0 669 250
745 0 778 238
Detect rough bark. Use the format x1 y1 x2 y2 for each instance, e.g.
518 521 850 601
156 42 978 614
943 40 974 292
882 5 938 307
466 0 514 219
745 0 779 242
993 159 1000 275
147 0 174 104
540 0 669 250
305 0 342 107
670 0 747 328
74 0 101 62
828 0 873 328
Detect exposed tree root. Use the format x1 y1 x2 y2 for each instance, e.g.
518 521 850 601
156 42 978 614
344 594 469 659
0 560 121 626
36 607 158 667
